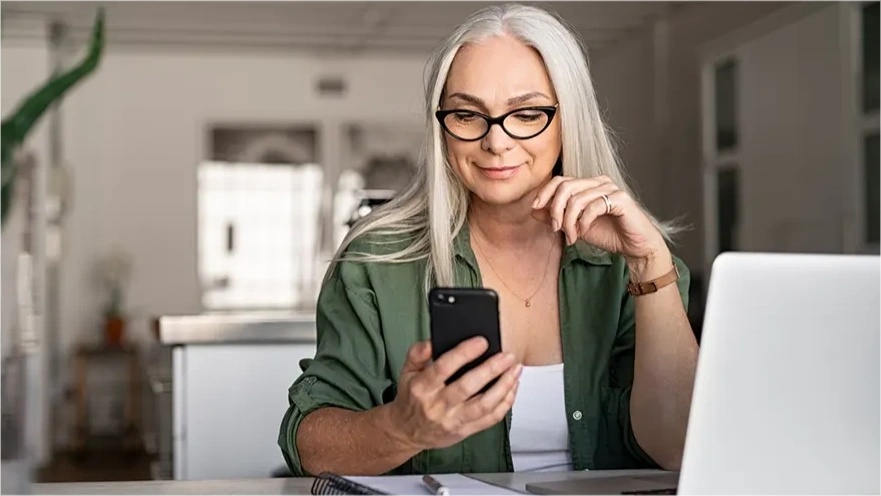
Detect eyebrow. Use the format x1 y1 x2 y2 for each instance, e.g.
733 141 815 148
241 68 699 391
446 91 552 109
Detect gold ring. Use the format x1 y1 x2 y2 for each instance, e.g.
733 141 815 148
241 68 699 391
602 194 612 214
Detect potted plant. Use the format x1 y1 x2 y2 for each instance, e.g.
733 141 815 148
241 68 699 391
95 248 133 347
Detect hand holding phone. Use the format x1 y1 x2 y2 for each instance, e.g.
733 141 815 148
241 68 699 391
383 288 521 452
429 287 503 389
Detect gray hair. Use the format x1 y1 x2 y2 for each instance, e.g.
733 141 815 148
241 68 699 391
330 3 676 289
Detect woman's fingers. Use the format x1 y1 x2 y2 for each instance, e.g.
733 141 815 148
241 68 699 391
442 352 517 406
460 377 520 438
424 336 489 388
535 176 613 232
561 183 618 245
531 176 568 210
577 189 630 237
457 361 521 422
401 341 433 375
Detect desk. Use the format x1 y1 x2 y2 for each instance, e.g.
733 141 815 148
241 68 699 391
33 469 665 494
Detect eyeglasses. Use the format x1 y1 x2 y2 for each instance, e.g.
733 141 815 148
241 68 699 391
435 104 559 141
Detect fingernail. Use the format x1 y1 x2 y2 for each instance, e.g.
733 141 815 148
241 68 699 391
515 363 523 376
532 198 539 208
552 220 559 231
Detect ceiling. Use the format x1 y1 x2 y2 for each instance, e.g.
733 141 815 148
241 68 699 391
1 1 683 56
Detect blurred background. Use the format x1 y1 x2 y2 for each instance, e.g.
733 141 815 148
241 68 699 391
1 0 878 486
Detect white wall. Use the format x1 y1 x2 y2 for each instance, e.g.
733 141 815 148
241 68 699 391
591 1 789 271
724 5 850 254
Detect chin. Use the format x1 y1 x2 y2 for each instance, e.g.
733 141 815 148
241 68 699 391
471 181 530 206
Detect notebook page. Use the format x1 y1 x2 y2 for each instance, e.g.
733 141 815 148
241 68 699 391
346 474 524 495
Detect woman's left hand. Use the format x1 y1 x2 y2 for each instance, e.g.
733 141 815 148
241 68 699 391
532 175 668 262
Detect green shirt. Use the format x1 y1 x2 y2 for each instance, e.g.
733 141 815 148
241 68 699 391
278 223 690 476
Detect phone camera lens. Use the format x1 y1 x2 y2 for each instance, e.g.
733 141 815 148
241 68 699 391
437 294 444 300
448 296 456 304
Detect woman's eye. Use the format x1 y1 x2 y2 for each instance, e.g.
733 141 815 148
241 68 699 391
452 112 478 122
512 111 543 122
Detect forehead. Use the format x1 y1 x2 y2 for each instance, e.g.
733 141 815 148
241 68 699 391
444 35 555 102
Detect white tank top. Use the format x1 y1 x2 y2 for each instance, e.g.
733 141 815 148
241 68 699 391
509 363 574 472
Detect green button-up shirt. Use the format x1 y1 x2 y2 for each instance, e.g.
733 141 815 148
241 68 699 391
279 223 689 476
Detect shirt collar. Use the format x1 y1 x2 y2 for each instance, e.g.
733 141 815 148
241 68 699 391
453 221 612 268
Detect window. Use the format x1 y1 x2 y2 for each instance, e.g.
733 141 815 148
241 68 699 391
714 59 739 152
865 133 879 244
198 162 323 310
862 2 879 113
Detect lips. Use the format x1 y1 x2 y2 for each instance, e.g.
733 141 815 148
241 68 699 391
478 164 521 180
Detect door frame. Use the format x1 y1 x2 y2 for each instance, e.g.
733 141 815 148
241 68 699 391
841 1 881 254
699 49 741 290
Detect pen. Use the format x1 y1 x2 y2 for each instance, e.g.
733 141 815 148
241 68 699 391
422 474 450 495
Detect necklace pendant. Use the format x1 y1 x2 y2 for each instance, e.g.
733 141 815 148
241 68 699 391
525 299 531 308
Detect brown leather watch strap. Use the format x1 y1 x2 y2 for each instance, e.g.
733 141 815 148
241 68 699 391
627 263 680 296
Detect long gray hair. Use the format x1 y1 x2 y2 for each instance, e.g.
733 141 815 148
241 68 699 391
330 3 675 289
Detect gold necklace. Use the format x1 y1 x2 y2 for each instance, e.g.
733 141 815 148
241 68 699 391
471 225 556 308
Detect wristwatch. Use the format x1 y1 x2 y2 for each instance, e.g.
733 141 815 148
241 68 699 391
627 264 680 296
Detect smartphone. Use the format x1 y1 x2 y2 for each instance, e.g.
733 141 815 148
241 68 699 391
428 287 503 393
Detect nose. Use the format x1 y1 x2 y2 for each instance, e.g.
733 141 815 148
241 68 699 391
481 123 515 155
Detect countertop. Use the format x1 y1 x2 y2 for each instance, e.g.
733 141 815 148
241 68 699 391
32 470 666 495
157 311 317 345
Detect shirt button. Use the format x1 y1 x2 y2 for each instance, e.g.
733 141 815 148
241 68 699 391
572 410 583 421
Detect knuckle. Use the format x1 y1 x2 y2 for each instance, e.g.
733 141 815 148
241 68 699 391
479 399 494 416
442 418 461 435
491 356 508 374
435 360 456 379
410 382 427 401
418 401 433 420
557 180 575 195
455 377 477 398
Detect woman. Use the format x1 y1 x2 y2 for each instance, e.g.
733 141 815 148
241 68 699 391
279 3 698 476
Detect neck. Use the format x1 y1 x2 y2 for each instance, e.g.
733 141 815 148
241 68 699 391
468 193 554 250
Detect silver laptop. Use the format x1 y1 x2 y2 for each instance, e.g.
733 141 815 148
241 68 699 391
527 252 880 495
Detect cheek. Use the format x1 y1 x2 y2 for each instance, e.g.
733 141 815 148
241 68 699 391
445 138 475 170
524 134 562 172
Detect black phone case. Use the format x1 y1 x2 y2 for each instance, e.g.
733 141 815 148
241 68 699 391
429 287 503 392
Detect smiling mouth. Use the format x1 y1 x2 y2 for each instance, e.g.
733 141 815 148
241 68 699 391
478 164 522 180
481 165 519 170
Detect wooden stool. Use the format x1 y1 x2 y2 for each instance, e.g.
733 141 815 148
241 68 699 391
70 343 142 457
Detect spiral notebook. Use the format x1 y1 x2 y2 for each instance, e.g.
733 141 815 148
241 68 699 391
311 472 524 495
311 473 390 495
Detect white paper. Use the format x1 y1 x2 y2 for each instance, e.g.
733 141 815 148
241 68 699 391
346 474 524 495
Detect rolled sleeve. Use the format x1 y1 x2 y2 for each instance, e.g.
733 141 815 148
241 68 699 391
600 256 690 468
278 261 393 476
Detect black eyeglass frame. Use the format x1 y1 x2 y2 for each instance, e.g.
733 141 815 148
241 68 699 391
434 104 559 141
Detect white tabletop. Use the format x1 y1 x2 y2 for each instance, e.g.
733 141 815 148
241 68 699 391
32 469 666 495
